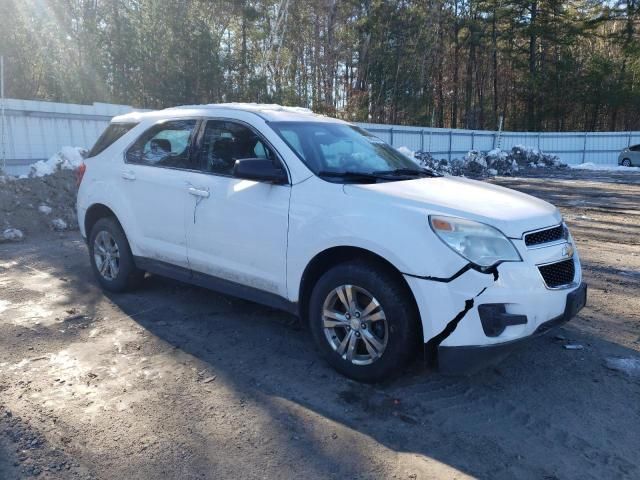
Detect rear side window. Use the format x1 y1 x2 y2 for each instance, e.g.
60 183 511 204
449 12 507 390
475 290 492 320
126 119 198 170
88 122 138 158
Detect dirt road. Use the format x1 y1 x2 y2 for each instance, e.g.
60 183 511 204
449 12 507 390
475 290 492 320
1 173 639 479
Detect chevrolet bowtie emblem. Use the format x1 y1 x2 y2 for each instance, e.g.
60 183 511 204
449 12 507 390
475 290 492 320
562 244 574 258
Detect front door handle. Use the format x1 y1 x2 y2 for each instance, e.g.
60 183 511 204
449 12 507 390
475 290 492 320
121 170 136 181
188 186 210 198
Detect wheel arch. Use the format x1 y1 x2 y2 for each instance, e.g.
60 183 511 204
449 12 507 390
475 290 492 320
84 203 121 239
297 246 422 337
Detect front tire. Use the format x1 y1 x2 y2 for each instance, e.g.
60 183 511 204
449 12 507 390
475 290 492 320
308 261 419 382
88 217 144 292
622 158 632 167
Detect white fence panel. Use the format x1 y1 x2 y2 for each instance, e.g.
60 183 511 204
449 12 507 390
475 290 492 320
1 98 637 175
358 122 637 166
1 99 137 175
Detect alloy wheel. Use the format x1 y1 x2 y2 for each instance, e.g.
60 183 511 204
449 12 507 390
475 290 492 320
93 230 120 281
322 284 389 365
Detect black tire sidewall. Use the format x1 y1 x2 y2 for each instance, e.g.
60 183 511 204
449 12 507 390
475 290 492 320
622 159 631 167
88 217 140 292
308 261 418 382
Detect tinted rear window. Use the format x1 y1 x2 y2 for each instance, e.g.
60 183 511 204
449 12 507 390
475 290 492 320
88 122 138 158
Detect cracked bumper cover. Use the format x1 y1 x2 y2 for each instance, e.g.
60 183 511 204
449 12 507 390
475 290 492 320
403 241 585 374
437 282 587 374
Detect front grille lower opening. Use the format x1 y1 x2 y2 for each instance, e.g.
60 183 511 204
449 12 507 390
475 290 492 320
538 259 575 288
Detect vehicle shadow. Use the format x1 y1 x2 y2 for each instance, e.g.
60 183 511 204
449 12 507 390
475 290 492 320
0 433 21 480
0 405 88 479
104 271 640 479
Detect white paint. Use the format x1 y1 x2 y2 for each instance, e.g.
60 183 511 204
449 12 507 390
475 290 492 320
77 104 585 360
344 176 560 238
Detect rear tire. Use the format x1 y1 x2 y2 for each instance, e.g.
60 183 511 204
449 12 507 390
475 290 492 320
622 158 632 167
88 217 144 292
308 261 419 382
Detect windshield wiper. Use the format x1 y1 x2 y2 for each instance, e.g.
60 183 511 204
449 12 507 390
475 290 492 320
316 170 391 183
372 167 440 178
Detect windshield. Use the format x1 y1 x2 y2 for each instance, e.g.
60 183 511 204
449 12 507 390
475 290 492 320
270 122 431 182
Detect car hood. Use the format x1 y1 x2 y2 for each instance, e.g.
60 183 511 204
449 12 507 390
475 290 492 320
343 176 562 238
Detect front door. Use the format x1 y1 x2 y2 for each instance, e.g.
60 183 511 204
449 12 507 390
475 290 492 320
185 119 291 296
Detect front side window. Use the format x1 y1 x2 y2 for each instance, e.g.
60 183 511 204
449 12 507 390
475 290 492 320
269 122 431 182
199 120 278 175
88 122 138 158
126 119 198 169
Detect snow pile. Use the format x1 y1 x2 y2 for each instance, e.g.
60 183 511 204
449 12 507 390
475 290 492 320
510 145 564 168
2 228 24 242
570 162 640 172
396 146 415 159
402 146 566 177
605 357 640 378
0 170 79 240
51 218 68 231
29 147 87 178
0 147 85 240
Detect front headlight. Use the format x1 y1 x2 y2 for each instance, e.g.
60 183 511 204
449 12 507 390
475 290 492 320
429 215 522 268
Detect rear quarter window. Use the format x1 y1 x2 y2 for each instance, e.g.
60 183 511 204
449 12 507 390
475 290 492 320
88 122 138 158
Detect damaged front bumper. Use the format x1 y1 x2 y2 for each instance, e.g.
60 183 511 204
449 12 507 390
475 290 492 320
403 238 586 374
438 282 587 374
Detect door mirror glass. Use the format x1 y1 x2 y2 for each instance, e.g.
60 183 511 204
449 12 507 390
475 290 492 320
233 158 288 184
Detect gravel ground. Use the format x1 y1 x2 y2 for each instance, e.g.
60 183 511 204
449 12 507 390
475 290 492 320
1 172 639 479
0 171 78 237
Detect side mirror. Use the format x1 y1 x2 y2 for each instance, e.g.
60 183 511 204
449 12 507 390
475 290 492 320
233 158 288 184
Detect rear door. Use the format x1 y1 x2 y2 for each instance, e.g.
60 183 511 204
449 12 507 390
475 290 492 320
185 119 291 296
120 118 200 268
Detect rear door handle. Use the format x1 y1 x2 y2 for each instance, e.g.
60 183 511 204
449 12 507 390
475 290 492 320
188 186 210 198
121 170 136 181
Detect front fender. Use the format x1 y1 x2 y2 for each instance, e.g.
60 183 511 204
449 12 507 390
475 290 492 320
286 177 467 301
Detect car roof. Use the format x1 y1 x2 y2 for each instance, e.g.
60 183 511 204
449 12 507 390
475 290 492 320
111 103 348 125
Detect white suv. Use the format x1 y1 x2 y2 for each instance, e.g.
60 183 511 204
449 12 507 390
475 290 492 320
77 104 587 382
